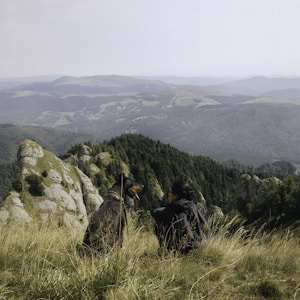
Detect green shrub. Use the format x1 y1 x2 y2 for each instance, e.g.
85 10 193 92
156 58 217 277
41 170 48 177
25 174 45 196
12 176 22 192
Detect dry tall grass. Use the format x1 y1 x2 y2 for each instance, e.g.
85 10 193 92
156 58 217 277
0 217 299 299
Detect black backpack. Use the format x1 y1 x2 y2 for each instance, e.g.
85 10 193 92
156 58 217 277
153 199 209 254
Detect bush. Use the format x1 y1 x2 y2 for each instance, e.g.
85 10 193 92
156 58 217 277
25 174 45 196
41 170 48 177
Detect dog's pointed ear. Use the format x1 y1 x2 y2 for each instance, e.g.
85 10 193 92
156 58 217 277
115 172 126 185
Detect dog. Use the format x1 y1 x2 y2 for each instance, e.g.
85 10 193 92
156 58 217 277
81 173 143 254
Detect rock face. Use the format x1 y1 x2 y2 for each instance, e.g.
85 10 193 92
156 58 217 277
235 174 281 204
0 140 103 232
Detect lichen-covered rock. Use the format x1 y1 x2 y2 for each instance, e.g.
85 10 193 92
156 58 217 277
0 140 103 232
18 140 44 167
0 191 32 223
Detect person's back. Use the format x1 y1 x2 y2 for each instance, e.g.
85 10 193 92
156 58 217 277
152 179 209 255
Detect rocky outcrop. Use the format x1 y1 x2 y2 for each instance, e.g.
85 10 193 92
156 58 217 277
235 174 281 204
0 191 32 224
205 205 224 219
0 140 103 232
78 144 92 169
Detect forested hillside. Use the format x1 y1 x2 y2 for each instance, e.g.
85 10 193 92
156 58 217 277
0 162 16 199
61 134 241 211
1 133 299 230
62 134 300 230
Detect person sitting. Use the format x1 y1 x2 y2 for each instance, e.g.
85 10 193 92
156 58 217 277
152 179 209 255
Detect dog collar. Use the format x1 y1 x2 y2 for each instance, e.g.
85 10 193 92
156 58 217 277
108 190 124 201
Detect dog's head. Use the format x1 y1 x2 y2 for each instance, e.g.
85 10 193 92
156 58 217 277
117 173 144 207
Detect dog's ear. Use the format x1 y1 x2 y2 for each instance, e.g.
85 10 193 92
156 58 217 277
116 172 132 189
115 173 122 184
115 172 127 184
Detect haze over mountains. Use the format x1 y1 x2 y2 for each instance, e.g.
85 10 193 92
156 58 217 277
1 75 300 167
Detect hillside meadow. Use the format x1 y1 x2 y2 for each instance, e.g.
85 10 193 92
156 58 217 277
0 217 298 300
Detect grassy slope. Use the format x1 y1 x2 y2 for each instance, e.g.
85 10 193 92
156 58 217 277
0 217 298 299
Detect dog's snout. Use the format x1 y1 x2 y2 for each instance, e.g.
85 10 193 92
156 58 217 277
133 183 144 192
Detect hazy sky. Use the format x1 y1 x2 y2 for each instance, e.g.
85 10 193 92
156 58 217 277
1 0 300 78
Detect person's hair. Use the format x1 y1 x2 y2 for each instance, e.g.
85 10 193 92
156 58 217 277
171 179 196 200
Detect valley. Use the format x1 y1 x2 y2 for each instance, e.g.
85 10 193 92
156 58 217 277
1 75 300 166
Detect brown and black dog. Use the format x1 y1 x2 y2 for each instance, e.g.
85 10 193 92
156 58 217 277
81 173 143 254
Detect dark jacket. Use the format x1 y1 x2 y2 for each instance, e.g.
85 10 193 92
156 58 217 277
152 199 208 254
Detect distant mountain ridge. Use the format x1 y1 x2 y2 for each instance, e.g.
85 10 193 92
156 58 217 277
141 75 300 97
1 75 300 166
11 75 170 96
0 74 62 89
